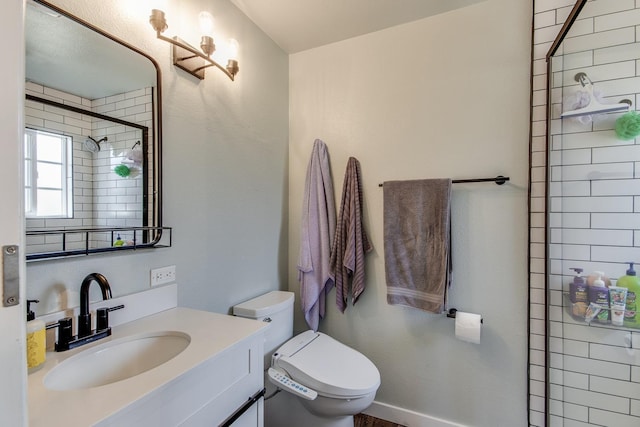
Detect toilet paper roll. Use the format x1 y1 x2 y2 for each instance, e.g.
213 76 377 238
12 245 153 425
455 311 482 344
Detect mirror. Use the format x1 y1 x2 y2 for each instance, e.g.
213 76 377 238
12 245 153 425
24 0 166 260
545 0 640 423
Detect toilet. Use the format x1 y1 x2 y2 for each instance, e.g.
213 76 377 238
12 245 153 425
233 291 380 427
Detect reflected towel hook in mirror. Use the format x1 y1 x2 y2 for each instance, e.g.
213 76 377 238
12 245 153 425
561 72 632 118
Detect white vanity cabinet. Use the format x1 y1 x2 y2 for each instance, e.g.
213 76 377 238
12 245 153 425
29 308 267 427
177 333 265 427
100 332 265 427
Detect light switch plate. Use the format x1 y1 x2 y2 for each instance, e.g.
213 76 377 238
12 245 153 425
150 265 176 287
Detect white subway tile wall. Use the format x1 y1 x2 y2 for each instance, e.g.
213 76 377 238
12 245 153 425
533 0 640 426
529 0 552 414
24 83 151 253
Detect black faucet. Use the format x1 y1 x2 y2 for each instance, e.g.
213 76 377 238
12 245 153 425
77 273 112 337
52 273 123 352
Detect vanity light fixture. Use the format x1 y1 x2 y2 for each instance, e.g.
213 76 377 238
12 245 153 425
149 9 239 81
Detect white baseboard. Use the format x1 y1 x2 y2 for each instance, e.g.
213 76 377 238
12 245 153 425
363 401 470 427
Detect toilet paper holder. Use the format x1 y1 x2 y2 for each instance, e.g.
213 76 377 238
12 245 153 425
446 308 483 324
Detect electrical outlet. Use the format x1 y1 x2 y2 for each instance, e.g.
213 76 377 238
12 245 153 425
150 265 176 287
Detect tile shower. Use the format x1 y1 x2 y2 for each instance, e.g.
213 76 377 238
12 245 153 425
531 0 640 425
24 83 152 253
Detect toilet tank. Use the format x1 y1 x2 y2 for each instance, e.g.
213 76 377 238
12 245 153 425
233 291 294 361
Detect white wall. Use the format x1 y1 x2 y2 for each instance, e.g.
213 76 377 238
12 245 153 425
288 0 531 425
26 0 289 316
529 1 577 424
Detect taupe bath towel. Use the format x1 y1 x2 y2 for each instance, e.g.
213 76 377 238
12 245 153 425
384 179 452 313
330 157 372 312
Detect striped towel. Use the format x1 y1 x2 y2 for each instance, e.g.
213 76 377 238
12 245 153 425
330 157 372 312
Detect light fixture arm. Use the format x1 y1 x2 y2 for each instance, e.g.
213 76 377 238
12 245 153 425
155 32 237 80
149 9 238 81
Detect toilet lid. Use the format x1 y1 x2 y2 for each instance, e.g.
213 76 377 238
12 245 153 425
273 331 380 398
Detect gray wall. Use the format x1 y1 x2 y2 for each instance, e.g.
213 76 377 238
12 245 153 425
288 0 531 425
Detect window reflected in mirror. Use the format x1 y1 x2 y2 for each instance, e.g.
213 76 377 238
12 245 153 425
24 128 73 218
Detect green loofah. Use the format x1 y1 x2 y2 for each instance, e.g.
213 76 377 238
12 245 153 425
615 111 640 140
114 164 131 177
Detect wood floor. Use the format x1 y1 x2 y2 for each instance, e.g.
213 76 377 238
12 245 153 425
354 413 406 427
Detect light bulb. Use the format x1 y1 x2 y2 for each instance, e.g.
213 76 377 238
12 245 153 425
228 38 239 60
225 39 240 77
149 9 167 33
198 11 215 36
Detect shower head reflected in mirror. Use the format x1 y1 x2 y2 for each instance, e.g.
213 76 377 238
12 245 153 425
84 136 107 152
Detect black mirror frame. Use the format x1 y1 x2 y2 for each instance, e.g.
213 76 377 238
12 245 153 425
26 0 165 260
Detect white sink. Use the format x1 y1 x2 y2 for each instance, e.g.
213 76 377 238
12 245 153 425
44 331 191 391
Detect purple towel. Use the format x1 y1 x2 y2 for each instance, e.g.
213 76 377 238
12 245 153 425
298 139 336 331
330 157 372 312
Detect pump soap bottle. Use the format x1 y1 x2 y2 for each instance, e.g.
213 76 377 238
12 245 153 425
26 299 46 372
570 268 588 318
618 262 640 328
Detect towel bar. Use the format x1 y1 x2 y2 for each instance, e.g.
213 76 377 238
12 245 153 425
446 308 483 324
378 175 509 187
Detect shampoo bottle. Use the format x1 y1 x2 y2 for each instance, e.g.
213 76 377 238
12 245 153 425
26 299 46 373
570 268 588 318
113 233 124 247
618 262 640 328
588 273 610 324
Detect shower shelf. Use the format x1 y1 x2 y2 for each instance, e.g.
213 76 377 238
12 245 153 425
562 292 639 331
26 226 172 261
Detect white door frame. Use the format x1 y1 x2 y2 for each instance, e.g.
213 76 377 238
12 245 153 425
0 0 28 425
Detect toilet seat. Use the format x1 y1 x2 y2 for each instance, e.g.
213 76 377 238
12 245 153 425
272 331 380 399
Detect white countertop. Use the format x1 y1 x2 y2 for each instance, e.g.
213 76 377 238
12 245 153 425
28 307 268 427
